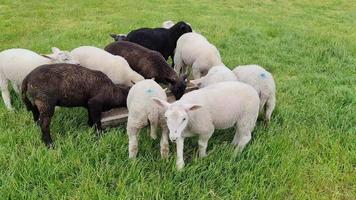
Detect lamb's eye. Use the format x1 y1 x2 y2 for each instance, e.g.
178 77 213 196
182 118 186 121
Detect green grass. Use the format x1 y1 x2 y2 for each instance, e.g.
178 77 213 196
0 0 355 199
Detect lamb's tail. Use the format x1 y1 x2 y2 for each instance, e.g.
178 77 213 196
264 94 276 126
21 77 32 111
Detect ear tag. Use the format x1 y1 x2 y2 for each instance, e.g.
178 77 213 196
145 88 156 95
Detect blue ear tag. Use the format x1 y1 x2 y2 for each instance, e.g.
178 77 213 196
260 73 266 78
145 88 156 95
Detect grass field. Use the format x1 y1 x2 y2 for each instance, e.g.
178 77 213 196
0 0 355 199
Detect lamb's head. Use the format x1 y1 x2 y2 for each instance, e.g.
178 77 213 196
45 47 79 65
152 98 202 142
169 74 188 100
171 21 192 36
110 33 127 41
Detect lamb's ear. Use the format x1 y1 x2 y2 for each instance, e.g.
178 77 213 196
110 34 117 39
183 104 202 111
163 88 168 92
152 97 170 110
51 47 61 54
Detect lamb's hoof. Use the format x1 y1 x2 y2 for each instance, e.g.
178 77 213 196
150 134 158 140
199 153 207 158
161 147 169 159
46 142 54 149
176 162 185 170
263 119 270 128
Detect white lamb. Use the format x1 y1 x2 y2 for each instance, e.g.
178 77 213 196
174 32 223 79
233 64 276 126
0 47 78 110
190 65 237 88
127 79 169 159
153 81 260 169
70 46 144 86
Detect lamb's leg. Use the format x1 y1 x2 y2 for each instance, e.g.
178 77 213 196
127 126 139 159
192 67 201 79
35 100 54 147
264 95 276 127
12 82 20 94
0 77 12 110
173 53 184 75
233 117 255 153
87 108 93 127
198 136 210 158
88 98 103 133
22 93 39 123
31 105 40 123
148 113 158 139
176 137 185 170
160 125 169 159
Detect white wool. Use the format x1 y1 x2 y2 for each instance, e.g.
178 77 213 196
126 79 169 159
190 65 237 88
174 32 223 79
233 64 276 125
71 46 144 86
0 48 77 110
162 20 175 29
153 81 259 169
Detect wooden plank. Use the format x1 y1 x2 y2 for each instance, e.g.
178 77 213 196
101 84 198 128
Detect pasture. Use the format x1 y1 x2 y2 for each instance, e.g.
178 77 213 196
0 0 355 199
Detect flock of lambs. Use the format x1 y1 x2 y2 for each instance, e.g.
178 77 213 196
0 20 276 169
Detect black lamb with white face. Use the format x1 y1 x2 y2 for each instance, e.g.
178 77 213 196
21 63 130 147
105 41 188 100
111 21 192 66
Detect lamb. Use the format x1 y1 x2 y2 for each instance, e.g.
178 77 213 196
190 65 237 88
174 32 223 79
123 21 192 64
153 81 260 169
21 63 130 147
105 41 188 99
232 64 276 126
126 79 169 159
0 47 78 110
70 46 144 86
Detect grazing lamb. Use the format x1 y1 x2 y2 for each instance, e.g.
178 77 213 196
190 65 237 88
110 33 127 41
153 81 260 169
22 63 130 147
71 46 144 86
105 41 188 99
0 47 78 110
124 21 192 64
127 79 169 159
174 32 223 79
233 64 276 126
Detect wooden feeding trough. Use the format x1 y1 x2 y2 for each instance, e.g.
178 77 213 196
101 84 198 128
